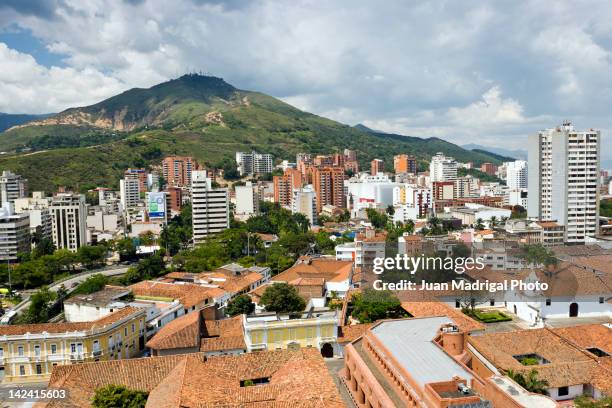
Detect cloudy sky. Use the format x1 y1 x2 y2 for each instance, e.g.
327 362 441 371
0 0 611 166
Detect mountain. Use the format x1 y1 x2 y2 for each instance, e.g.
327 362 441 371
0 74 508 192
462 143 526 161
0 113 51 133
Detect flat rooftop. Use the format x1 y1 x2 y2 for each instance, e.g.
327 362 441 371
370 317 473 388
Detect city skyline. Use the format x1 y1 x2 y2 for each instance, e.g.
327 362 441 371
1 1 612 167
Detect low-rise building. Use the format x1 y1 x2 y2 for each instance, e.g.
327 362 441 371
242 309 339 357
0 307 146 383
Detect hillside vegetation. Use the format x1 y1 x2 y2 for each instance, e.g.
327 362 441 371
0 74 508 192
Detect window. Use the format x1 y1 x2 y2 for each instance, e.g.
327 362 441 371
124 327 128 337
131 323 135 333
17 346 24 357
34 345 40 356
51 344 57 354
599 297 604 304
455 299 460 308
0 347 3 358
558 386 569 396
489 299 495 306
35 364 42 375
545 298 551 306
19 365 25 376
70 343 76 353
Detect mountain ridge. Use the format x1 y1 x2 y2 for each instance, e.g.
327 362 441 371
0 74 509 191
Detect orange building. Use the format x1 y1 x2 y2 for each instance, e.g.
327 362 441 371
370 159 384 175
310 166 345 213
342 316 560 408
124 168 147 192
273 168 303 207
165 186 183 212
162 156 200 187
394 154 417 174
480 162 497 176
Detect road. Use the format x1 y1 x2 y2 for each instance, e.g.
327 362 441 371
10 265 131 316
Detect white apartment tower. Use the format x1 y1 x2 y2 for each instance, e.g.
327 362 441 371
49 193 88 251
236 151 273 176
0 203 31 261
234 182 260 220
528 122 600 244
291 186 317 226
505 160 528 189
191 171 229 244
0 170 27 206
429 153 458 182
120 177 140 210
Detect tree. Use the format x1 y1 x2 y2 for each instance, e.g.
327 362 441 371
72 274 109 295
77 245 107 269
92 384 148 408
475 218 485 230
115 238 137 261
490 216 498 229
505 369 549 395
16 286 56 323
32 238 55 259
260 283 306 313
365 208 388 229
138 231 157 246
427 216 444 235
351 289 402 323
226 294 255 316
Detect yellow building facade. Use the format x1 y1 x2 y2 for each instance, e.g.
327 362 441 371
0 307 146 383
243 310 338 356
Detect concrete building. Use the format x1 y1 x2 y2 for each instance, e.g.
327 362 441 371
49 193 87 251
310 166 345 213
191 171 229 244
0 203 30 262
235 151 273 176
123 168 147 192
234 182 259 221
347 173 399 213
119 177 140 210
162 156 199 187
450 203 511 227
394 154 417 174
430 153 458 182
480 162 497 176
291 186 317 226
273 168 302 207
0 171 27 207
528 122 600 243
505 160 527 189
393 185 432 219
432 181 454 200
13 192 52 242
370 159 384 175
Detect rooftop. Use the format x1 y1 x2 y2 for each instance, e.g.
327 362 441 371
46 349 346 408
129 281 219 308
64 286 131 308
273 256 353 284
370 317 474 388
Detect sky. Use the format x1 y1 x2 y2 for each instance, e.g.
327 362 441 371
0 0 610 167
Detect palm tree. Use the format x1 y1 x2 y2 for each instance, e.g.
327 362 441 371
475 218 485 231
490 216 498 229
524 369 549 395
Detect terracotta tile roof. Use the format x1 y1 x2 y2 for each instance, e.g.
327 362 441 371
48 349 346 407
400 301 485 332
199 336 246 352
273 257 352 284
355 231 387 242
468 327 599 388
552 324 612 353
146 311 201 351
337 323 373 343
0 307 142 336
202 315 243 338
290 277 326 286
130 281 218 308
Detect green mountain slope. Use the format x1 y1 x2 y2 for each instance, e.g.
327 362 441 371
0 74 508 192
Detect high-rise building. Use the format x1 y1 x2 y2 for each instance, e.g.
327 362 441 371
49 193 87 251
310 167 345 213
235 151 273 176
343 149 357 162
432 181 455 200
120 177 140 210
371 159 384 175
393 154 417 174
454 177 473 199
162 156 199 187
235 182 260 220
342 150 359 174
505 160 528 189
480 162 497 176
191 171 229 244
313 155 335 168
296 153 313 175
528 122 600 243
429 153 458 182
0 171 27 207
273 169 303 207
291 186 317 226
165 186 183 213
0 203 31 262
124 168 147 192
13 192 52 241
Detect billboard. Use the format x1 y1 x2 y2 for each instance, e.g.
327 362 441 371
147 192 166 219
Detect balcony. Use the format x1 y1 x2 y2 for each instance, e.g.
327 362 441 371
70 353 85 361
93 350 102 357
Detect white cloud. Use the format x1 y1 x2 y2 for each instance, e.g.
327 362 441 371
0 43 124 113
